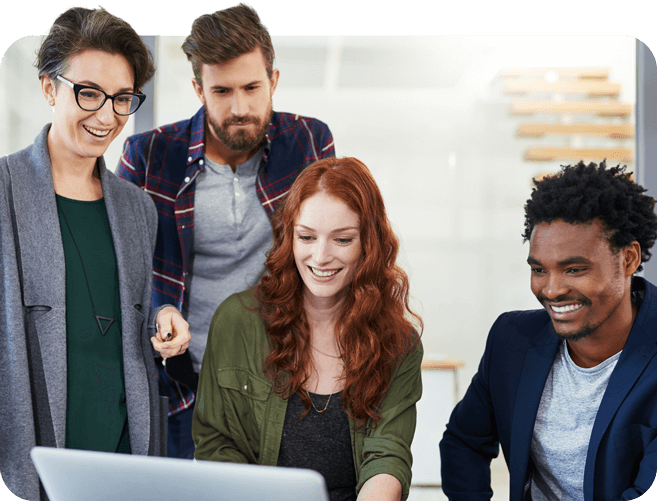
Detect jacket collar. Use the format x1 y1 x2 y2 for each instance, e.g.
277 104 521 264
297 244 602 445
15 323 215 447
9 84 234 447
508 321 559 499
583 276 657 496
11 124 65 309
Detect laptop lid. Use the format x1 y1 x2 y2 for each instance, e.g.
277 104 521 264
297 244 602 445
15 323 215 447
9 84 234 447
30 447 329 501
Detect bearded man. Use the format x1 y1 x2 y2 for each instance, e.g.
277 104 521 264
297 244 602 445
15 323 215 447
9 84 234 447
117 4 335 459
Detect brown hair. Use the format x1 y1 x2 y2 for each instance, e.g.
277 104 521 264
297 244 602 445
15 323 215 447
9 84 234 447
36 7 155 92
257 157 423 427
181 3 275 85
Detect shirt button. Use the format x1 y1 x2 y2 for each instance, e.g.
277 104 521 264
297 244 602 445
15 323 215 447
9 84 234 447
184 176 190 183
236 192 240 197
244 384 248 390
182 225 185 229
187 156 192 162
199 159 204 166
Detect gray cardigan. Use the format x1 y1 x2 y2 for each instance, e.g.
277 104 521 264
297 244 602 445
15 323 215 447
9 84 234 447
0 125 167 500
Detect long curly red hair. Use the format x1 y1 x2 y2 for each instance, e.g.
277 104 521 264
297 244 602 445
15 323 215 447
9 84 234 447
256 157 422 426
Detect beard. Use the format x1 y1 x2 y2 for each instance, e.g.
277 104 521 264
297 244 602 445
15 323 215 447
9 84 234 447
539 293 600 342
548 322 596 342
206 103 272 152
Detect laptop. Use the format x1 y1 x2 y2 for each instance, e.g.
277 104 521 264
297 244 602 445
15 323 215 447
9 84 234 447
30 446 329 501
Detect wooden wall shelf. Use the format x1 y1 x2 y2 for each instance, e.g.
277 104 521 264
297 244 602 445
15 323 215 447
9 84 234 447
421 359 465 371
517 123 635 138
511 101 632 117
524 147 634 163
503 80 621 97
500 67 634 166
497 67 610 79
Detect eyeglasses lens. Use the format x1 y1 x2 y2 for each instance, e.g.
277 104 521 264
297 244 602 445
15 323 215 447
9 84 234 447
77 88 141 115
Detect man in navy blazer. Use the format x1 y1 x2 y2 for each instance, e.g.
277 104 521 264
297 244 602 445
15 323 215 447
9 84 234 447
440 161 657 500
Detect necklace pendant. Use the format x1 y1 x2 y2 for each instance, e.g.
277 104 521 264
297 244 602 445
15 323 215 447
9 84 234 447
95 314 115 336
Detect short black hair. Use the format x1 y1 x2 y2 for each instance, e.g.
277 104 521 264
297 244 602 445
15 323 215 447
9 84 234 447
523 160 657 271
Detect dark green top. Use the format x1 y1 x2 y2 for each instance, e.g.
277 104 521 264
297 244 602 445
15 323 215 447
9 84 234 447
56 194 129 453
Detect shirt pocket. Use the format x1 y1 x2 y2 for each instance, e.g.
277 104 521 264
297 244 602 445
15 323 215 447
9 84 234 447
215 368 272 459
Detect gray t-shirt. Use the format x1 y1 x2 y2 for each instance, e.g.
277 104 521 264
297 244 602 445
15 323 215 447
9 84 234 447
182 150 272 372
530 341 621 500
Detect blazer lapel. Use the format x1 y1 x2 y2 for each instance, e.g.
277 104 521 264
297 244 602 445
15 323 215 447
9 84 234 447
509 325 559 500
101 161 146 310
583 280 657 498
10 126 65 309
8 125 68 447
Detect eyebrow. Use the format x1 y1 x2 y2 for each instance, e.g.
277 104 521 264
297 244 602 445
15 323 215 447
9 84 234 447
527 255 592 266
295 224 359 233
210 80 263 91
77 80 134 93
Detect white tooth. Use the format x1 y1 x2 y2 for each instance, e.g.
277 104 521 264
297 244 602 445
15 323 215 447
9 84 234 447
552 303 582 313
85 126 109 137
311 267 338 278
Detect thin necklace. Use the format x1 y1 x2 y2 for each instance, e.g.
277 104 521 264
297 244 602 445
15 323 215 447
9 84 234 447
56 196 115 336
306 388 334 413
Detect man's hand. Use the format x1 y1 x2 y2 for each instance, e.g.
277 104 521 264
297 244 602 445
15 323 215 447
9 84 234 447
152 306 191 359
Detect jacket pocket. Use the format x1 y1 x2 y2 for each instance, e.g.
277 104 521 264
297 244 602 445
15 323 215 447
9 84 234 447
611 423 657 479
216 368 271 400
215 368 272 459
613 423 656 450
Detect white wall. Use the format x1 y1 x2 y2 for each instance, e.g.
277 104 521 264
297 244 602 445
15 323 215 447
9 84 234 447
0 35 637 399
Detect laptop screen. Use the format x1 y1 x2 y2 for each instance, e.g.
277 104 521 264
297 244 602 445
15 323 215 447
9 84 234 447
31 447 329 501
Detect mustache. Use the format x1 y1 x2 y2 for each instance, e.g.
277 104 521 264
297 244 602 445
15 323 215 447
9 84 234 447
537 293 592 306
224 115 259 126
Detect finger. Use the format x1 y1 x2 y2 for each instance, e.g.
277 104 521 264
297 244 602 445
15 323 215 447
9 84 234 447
170 314 191 343
160 334 188 353
151 336 166 356
154 324 168 343
152 337 179 359
156 312 174 341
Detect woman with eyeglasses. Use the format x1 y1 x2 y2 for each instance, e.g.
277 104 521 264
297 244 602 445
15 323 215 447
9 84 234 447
193 157 424 501
0 8 190 500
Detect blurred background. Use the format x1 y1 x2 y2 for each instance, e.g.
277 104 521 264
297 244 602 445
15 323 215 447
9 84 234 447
1 7 656 499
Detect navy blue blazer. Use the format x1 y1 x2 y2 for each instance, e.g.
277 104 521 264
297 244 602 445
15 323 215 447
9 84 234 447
440 277 657 501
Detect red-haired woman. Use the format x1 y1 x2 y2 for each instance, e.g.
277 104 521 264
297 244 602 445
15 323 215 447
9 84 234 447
193 157 423 501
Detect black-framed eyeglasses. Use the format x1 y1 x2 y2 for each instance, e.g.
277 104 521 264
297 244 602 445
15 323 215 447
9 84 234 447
56 75 146 116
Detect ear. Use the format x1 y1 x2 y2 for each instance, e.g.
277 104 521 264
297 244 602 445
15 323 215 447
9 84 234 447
192 78 205 104
269 68 280 97
41 75 56 106
623 241 642 276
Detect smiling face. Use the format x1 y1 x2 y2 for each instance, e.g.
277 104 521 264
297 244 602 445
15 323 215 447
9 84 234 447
42 49 134 166
293 192 362 309
193 48 279 155
528 219 638 342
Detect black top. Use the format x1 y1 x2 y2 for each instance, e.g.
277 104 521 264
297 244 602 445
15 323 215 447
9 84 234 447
277 391 357 501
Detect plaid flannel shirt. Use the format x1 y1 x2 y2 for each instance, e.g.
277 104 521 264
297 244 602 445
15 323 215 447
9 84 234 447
117 106 335 414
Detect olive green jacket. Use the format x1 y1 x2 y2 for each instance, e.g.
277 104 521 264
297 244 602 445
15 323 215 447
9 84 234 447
192 290 423 500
